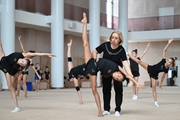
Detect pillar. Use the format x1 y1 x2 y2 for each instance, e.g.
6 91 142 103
0 0 15 90
50 0 64 88
89 0 101 87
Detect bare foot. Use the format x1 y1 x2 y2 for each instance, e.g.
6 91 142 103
67 39 72 47
24 95 28 98
98 114 103 117
81 12 87 24
18 36 21 41
97 110 103 117
79 101 83 105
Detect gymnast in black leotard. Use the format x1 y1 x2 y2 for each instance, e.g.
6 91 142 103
129 43 150 100
127 38 174 107
0 40 55 113
16 36 41 98
67 39 89 104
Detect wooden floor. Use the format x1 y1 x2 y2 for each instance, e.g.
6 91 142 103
0 86 180 120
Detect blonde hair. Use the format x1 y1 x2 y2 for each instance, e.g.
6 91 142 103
109 31 124 45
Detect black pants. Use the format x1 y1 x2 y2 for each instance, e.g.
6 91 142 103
102 76 123 112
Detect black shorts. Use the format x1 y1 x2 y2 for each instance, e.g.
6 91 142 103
132 71 140 77
147 65 158 80
22 71 29 75
45 77 50 80
86 58 98 76
0 57 9 73
68 67 79 80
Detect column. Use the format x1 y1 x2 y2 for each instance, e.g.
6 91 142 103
118 0 128 86
0 0 15 90
118 0 128 51
50 0 64 88
89 0 101 87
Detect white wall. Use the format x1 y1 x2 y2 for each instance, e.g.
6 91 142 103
128 29 180 42
128 0 180 18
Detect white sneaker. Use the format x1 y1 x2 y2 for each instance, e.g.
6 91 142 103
132 95 136 100
11 107 20 113
132 95 138 100
134 95 138 100
154 101 159 107
114 111 120 116
103 111 110 115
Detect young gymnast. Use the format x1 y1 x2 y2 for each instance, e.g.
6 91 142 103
127 38 174 107
34 63 41 91
81 12 144 117
67 39 89 104
0 40 55 113
44 66 50 89
16 36 41 97
129 43 150 100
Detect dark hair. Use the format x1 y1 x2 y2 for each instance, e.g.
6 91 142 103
28 50 35 53
169 57 175 67
174 57 177 60
124 78 130 86
24 59 30 70
132 49 138 54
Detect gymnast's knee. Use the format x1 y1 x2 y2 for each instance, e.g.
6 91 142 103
68 57 72 62
75 86 80 91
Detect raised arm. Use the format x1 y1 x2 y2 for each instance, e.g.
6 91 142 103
18 36 26 53
92 49 98 59
118 66 144 88
122 60 133 76
159 72 166 89
22 52 56 58
162 38 173 59
139 43 150 59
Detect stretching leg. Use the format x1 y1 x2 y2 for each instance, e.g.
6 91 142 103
81 12 92 64
0 41 5 59
81 13 103 117
67 40 83 104
67 39 73 72
128 54 148 70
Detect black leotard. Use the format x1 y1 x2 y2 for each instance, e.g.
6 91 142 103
0 52 24 76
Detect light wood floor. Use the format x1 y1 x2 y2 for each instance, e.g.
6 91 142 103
0 86 180 120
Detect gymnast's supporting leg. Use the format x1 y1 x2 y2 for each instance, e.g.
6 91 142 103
73 78 83 104
0 41 20 112
151 78 159 107
5 73 20 112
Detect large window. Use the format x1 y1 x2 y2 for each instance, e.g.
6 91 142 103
106 0 119 29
